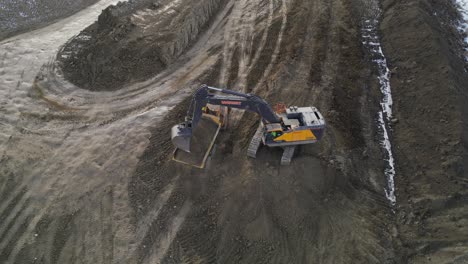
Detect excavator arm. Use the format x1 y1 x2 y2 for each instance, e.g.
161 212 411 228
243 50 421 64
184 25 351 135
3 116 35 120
172 85 280 152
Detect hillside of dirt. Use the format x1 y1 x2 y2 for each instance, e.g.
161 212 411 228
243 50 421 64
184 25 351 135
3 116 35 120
0 0 467 263
58 0 228 91
0 0 98 41
381 0 468 263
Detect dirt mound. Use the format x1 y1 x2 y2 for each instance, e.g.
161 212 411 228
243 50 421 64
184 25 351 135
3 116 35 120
381 0 468 262
58 0 228 91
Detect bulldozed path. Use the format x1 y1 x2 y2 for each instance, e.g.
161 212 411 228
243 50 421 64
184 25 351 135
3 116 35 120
0 0 467 263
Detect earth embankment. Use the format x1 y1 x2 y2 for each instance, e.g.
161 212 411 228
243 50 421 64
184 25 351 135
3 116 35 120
381 0 468 262
58 0 229 91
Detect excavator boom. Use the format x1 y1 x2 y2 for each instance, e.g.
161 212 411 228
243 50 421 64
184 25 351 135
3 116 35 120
171 84 280 152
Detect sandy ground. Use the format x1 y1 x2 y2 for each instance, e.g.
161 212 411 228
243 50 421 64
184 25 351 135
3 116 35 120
0 0 99 41
0 0 467 263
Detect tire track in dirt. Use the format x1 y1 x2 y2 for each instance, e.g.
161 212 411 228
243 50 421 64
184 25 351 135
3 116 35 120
143 200 192 264
236 0 273 90
0 186 27 224
252 0 288 93
219 0 240 87
99 188 114 264
235 0 256 86
125 182 175 262
241 0 274 85
0 207 45 263
219 0 276 90
0 193 30 242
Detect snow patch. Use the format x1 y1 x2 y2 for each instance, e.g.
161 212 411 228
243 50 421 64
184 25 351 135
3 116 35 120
362 16 397 205
456 0 468 58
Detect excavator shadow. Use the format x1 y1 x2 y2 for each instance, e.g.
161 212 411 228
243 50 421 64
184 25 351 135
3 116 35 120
172 115 221 169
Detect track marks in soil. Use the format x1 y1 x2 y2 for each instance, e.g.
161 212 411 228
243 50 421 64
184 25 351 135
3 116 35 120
0 191 30 244
126 182 175 261
236 0 274 89
144 200 192 264
252 0 288 93
99 188 114 264
4 206 48 263
219 0 259 88
219 0 287 93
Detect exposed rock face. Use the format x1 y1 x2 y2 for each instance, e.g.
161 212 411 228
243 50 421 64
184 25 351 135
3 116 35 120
58 0 228 91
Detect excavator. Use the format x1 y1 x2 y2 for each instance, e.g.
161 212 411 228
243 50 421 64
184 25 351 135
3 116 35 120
171 84 326 167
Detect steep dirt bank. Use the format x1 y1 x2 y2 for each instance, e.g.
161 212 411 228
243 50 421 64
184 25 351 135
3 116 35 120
0 0 98 41
381 0 468 262
58 0 228 91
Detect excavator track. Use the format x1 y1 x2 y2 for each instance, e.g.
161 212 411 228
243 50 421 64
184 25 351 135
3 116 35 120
247 124 264 158
281 146 296 165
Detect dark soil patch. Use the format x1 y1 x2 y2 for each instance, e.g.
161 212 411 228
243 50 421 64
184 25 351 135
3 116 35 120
381 0 468 262
58 0 228 91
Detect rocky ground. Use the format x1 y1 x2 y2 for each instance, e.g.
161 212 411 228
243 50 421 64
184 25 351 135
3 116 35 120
0 0 467 263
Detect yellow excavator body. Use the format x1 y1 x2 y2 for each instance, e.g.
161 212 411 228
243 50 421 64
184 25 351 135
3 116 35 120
274 129 317 142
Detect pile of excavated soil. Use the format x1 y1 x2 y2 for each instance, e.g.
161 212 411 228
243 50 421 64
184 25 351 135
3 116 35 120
0 0 98 41
58 0 228 91
381 0 468 262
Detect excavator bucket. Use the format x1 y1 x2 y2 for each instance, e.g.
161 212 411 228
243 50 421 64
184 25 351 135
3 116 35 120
171 124 192 153
172 116 221 169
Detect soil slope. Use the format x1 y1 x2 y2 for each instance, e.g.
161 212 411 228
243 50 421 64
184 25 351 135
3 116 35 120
59 0 228 91
381 0 468 263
